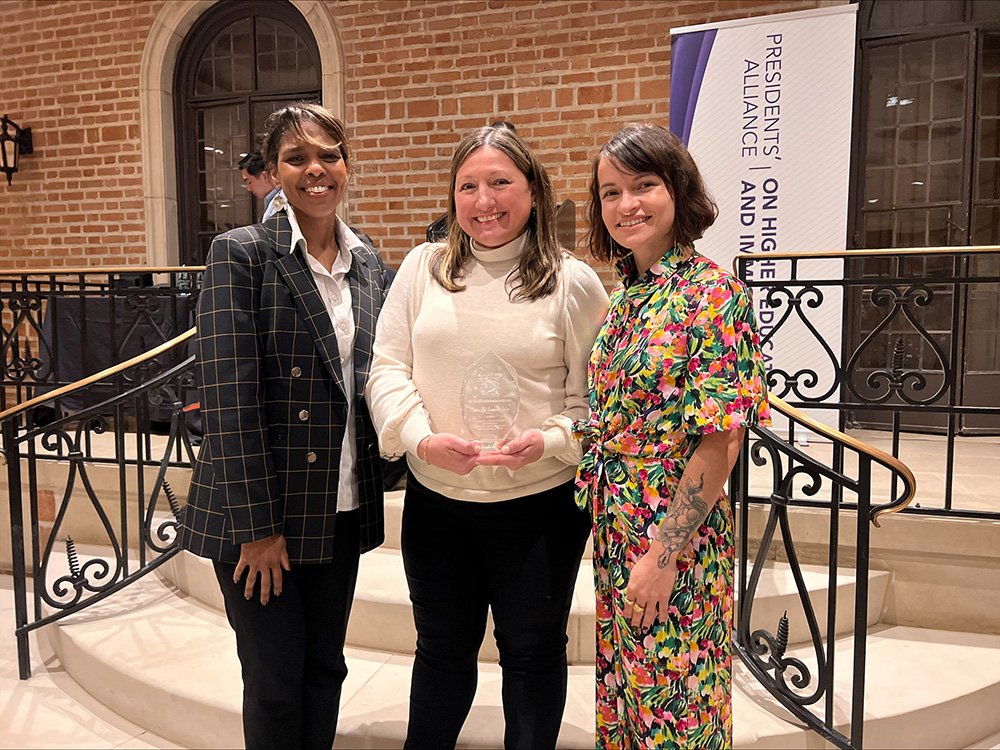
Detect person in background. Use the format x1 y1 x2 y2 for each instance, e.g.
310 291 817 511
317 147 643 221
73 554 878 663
366 123 609 750
181 103 391 750
238 150 283 221
577 123 770 749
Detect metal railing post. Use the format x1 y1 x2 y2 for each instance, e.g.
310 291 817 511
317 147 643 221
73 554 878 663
851 455 873 749
4 416 31 679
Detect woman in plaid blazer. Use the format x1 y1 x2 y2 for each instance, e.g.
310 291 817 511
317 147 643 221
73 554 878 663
180 103 391 750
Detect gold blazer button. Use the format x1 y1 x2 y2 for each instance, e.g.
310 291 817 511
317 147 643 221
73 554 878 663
291 367 302 377
299 410 309 421
306 451 317 463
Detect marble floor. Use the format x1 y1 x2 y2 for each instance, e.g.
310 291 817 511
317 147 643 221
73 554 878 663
747 426 1000 514
4 575 1000 750
0 575 181 749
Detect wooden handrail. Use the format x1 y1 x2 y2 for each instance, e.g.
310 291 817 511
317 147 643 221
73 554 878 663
765 396 916 525
0 327 196 422
734 244 999 264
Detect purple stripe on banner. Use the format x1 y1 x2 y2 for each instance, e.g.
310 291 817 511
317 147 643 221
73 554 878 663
669 29 717 146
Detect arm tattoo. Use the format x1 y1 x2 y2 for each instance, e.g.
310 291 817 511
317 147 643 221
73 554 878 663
655 473 709 569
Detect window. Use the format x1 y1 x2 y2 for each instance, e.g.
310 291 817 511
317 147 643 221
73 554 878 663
174 1 321 265
848 0 1000 434
853 0 999 247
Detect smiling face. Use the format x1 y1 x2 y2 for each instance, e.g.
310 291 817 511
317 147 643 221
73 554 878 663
453 146 534 250
597 156 676 271
269 120 349 224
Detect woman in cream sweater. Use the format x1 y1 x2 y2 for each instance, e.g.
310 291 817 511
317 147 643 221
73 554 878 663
366 123 608 749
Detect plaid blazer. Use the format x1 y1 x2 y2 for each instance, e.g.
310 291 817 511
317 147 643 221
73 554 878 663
180 214 389 563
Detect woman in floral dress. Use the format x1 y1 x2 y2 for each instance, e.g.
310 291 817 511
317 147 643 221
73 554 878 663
576 124 770 749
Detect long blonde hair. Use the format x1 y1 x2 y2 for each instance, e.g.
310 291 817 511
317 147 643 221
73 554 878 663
431 125 562 302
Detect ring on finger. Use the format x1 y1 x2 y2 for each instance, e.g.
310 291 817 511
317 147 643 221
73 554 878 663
623 596 635 605
633 602 645 612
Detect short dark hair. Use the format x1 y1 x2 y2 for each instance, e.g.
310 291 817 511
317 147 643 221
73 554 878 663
586 123 718 263
237 151 266 177
260 102 350 172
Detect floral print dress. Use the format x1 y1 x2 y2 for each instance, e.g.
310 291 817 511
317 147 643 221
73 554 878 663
575 245 770 749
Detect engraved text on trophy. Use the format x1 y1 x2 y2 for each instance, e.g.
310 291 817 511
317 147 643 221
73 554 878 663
461 351 520 452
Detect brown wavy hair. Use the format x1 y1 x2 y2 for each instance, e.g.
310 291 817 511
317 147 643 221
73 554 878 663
586 123 718 263
431 125 562 302
261 102 350 172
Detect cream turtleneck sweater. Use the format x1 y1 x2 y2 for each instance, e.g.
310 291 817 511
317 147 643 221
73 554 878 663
366 234 609 502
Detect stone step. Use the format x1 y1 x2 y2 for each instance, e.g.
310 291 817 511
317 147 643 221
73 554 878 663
967 730 1000 750
41 572 592 750
162 545 889 661
733 625 1000 750
42 570 1000 750
162 547 597 665
377 490 891 647
737 559 890 652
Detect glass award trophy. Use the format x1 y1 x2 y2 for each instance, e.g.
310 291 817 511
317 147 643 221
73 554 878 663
461 351 520 452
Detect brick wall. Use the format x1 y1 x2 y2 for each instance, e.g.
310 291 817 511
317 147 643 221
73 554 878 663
0 0 826 279
328 0 824 280
0 0 161 268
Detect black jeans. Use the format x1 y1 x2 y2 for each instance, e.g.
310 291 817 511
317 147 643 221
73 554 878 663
401 475 590 750
213 510 360 750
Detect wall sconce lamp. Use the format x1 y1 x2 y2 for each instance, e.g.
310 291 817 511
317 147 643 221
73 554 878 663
1 116 33 186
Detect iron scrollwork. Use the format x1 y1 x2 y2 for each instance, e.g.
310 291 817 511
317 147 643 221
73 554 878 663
739 438 840 709
732 395 915 749
3 269 204 680
36 416 124 610
844 284 951 405
51 536 115 608
760 285 843 403
3 321 198 679
1 269 202 411
2 293 53 384
737 247 999 520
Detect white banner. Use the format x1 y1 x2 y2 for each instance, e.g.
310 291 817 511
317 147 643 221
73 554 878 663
670 5 857 432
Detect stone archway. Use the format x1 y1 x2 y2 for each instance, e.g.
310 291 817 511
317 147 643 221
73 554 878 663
138 0 346 266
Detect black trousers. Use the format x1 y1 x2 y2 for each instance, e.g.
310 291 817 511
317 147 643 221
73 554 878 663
400 475 590 750
213 510 361 750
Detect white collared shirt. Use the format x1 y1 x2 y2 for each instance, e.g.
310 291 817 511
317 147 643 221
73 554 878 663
285 205 359 513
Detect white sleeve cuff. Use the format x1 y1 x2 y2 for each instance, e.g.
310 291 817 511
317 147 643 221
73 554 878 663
399 411 434 457
538 415 582 464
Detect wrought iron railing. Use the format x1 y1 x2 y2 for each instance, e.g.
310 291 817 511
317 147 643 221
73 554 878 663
732 394 916 750
0 251 968 750
1 327 197 679
1 267 203 413
736 246 999 518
